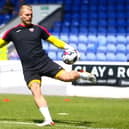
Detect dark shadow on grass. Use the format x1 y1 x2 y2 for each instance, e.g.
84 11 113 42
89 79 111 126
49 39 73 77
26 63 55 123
33 119 95 127
0 118 33 123
0 118 18 121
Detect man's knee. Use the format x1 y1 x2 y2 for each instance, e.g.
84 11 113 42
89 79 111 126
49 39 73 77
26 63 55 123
57 70 79 82
28 79 41 89
30 82 41 97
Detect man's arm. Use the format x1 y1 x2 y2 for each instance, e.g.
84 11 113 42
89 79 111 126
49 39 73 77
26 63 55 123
47 35 74 50
0 39 8 48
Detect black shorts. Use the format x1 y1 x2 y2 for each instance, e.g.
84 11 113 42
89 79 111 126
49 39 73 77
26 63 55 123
22 56 63 84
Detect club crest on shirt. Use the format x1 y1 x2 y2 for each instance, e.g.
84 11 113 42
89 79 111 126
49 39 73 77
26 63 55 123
29 28 34 32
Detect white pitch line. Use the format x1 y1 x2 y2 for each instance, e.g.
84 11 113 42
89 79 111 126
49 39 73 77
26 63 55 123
56 124 87 129
57 112 69 115
0 120 116 129
0 120 87 128
0 120 34 125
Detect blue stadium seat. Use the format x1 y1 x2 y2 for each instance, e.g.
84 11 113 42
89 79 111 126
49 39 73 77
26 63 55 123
78 34 88 43
116 35 126 44
89 20 98 27
70 27 78 35
107 27 116 34
89 5 97 11
107 19 116 26
73 0 81 5
39 0 47 3
97 46 106 53
79 27 88 34
48 51 57 60
71 20 79 27
61 27 69 34
56 0 63 4
57 51 62 60
54 21 61 27
99 5 107 12
88 27 97 34
51 32 60 39
98 19 107 26
86 52 96 61
69 43 78 49
63 14 71 22
69 34 78 43
31 0 40 4
116 12 125 19
126 35 129 43
80 13 88 19
52 27 60 33
98 12 107 19
88 35 97 44
106 35 116 44
80 20 88 26
64 0 72 4
97 35 107 46
106 44 116 53
62 21 71 27
89 13 97 19
48 0 56 3
117 28 126 34
48 44 58 51
116 4 124 11
107 12 116 18
107 5 115 11
64 5 72 11
78 43 87 52
116 19 126 26
126 53 129 61
86 43 97 53
60 34 69 42
126 44 129 54
115 53 127 62
79 52 86 61
116 43 126 53
106 52 116 62
72 5 80 12
42 41 49 50
0 1 4 7
97 27 107 34
96 52 106 61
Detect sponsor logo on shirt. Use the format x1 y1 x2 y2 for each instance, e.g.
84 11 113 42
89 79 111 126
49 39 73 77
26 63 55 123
29 28 34 32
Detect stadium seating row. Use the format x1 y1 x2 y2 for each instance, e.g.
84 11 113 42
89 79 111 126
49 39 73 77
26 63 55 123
44 43 129 55
1 0 129 62
53 34 129 44
41 50 129 62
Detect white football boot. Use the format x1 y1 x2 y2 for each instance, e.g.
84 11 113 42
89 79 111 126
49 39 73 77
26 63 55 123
79 72 96 84
36 121 55 127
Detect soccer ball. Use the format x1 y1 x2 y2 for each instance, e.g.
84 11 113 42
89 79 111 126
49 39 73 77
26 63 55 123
62 49 79 64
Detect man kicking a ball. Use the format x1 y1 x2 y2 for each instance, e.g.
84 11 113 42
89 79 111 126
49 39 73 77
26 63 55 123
0 5 96 126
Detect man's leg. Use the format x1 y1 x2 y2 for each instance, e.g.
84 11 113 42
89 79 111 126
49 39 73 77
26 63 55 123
55 70 96 83
29 80 55 126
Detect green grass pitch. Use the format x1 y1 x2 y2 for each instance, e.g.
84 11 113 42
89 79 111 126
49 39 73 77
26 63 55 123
0 94 129 129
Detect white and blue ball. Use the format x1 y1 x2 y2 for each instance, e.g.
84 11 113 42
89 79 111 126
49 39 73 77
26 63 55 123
62 49 79 64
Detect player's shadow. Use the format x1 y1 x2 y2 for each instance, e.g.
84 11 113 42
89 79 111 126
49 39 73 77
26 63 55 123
33 119 94 127
0 118 18 121
0 118 95 127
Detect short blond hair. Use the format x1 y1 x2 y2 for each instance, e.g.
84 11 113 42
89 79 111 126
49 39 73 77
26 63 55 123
19 5 32 15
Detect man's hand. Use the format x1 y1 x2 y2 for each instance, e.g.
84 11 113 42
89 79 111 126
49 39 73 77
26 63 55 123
64 44 80 62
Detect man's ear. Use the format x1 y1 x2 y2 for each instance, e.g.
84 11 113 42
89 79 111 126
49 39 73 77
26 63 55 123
19 14 23 19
